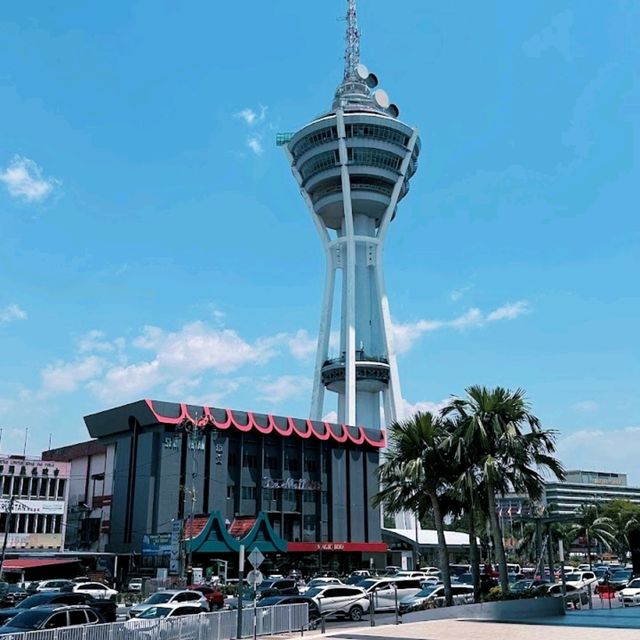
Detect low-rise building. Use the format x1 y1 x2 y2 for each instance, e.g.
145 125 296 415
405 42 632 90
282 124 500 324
0 455 69 551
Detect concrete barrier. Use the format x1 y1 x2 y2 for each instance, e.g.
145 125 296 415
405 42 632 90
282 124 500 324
403 596 565 624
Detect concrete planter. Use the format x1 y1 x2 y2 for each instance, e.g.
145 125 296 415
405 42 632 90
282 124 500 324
405 596 564 623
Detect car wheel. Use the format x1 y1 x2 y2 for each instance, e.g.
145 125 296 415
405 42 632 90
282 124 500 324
349 606 363 621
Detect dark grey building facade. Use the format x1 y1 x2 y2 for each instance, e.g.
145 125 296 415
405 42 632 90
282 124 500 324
84 399 387 575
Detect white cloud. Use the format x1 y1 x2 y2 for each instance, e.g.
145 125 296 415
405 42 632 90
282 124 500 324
76 330 116 353
556 427 640 484
0 156 60 203
573 400 599 414
392 300 530 353
486 301 531 322
234 106 267 127
288 329 317 361
40 356 105 395
134 321 277 374
0 304 27 323
257 375 312 404
246 136 264 156
87 360 162 403
322 410 338 423
401 397 450 420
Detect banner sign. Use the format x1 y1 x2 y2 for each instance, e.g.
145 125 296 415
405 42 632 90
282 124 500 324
0 499 65 514
262 477 322 491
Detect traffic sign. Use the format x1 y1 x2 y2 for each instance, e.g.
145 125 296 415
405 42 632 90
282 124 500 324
246 569 263 587
247 548 265 568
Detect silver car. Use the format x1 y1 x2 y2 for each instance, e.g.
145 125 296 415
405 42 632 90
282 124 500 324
129 590 208 617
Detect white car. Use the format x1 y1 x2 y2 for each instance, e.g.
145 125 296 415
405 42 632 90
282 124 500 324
305 584 369 621
564 571 598 589
35 579 76 592
299 577 342 594
419 566 442 576
125 602 208 625
128 578 144 593
129 590 209 618
399 583 474 613
618 578 640 607
73 581 118 599
358 577 423 612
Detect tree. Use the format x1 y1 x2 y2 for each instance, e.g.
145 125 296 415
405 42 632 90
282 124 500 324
373 412 454 606
601 500 640 560
570 504 616 569
445 386 565 594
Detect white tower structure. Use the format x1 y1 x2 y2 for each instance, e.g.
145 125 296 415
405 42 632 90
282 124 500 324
280 0 421 431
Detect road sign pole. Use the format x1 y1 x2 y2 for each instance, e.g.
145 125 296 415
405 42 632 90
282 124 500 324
237 544 245 639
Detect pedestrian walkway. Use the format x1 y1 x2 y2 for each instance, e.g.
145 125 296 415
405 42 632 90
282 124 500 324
324 619 640 640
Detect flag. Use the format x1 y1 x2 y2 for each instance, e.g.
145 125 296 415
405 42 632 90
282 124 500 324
507 506 512 517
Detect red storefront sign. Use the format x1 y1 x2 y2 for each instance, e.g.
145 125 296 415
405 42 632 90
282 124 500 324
287 542 387 553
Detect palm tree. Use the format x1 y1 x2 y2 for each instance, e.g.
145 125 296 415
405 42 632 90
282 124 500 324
445 386 565 595
570 504 616 569
373 412 454 606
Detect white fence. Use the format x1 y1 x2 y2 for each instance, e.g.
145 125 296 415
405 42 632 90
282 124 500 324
0 604 309 640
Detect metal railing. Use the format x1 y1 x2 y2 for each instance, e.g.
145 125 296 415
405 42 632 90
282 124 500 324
1 604 309 640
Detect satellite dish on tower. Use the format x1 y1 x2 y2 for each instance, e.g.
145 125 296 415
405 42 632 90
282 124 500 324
388 104 400 118
365 73 378 88
355 63 369 81
373 89 390 109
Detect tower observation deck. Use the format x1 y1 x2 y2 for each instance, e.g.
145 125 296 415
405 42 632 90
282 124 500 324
281 0 421 430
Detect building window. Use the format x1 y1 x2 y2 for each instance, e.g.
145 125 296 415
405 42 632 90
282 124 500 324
229 452 238 467
227 486 235 500
303 515 317 532
283 489 297 502
304 459 318 473
285 458 299 472
264 455 278 470
303 491 316 503
241 486 257 500
262 489 275 503
242 453 258 469
1 477 9 496
57 480 65 498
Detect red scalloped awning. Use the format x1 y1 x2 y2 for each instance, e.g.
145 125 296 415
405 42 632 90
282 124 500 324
143 400 386 449
2 558 80 571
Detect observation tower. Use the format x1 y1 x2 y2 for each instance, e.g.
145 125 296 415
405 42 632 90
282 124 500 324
280 0 421 430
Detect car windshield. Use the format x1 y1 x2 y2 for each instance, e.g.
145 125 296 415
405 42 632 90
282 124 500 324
626 579 640 589
145 593 174 604
256 597 284 607
613 571 632 580
416 585 439 597
304 588 323 598
258 581 275 590
512 581 533 591
565 574 582 582
5 610 51 629
357 580 379 591
139 607 171 619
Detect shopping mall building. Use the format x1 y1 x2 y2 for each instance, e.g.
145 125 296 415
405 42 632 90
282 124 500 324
76 398 387 576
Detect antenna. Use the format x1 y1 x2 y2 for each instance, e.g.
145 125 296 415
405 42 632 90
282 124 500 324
343 0 360 81
23 427 28 456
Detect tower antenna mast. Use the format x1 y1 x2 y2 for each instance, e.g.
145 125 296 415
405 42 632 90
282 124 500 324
343 0 360 80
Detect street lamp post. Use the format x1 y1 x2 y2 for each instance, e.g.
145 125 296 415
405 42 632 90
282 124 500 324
177 413 206 585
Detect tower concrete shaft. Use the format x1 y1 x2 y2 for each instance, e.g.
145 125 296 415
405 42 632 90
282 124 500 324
282 1 421 430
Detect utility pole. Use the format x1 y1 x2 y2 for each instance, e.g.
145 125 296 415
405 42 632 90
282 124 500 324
0 496 15 581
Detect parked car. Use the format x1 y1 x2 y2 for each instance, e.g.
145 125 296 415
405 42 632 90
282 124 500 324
33 580 76 593
125 602 207 623
299 577 342 593
398 584 474 613
547 583 589 606
609 569 633 591
256 579 298 599
0 605 104 635
72 582 118 600
0 591 117 623
419 567 441 576
305 584 369 621
256 595 320 626
563 571 598 590
129 590 208 618
618 578 640 606
358 578 423 612
128 578 143 593
187 585 224 610
0 583 27 607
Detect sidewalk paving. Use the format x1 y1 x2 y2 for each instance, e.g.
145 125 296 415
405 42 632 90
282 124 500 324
321 619 640 640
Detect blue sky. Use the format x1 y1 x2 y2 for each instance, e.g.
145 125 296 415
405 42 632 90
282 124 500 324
0 1 638 479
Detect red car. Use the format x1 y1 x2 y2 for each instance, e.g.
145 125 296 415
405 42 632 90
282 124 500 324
188 584 224 610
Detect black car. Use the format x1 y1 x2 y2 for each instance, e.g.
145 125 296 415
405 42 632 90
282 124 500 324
257 579 298 599
0 605 105 635
0 592 117 624
0 583 28 608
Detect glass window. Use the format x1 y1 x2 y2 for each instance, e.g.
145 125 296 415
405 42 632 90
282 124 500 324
69 610 87 626
241 486 257 500
44 612 68 629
